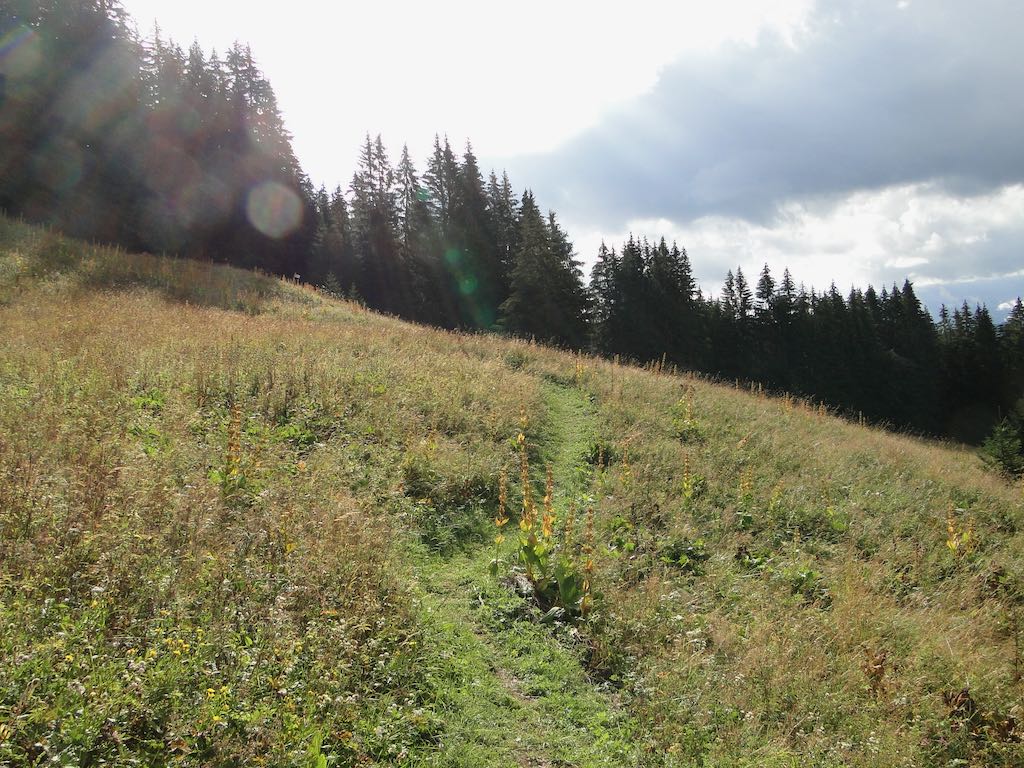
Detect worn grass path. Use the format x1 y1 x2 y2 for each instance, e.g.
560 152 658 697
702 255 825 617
405 380 644 767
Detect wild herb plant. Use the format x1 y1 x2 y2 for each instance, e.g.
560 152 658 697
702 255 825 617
497 426 593 619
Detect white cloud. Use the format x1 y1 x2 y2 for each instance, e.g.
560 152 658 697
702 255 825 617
120 0 813 187
886 256 929 269
569 182 1024 304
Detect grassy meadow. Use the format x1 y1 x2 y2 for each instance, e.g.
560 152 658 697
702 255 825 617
1 215 1022 766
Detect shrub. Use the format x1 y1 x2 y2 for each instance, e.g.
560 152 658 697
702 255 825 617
658 537 709 575
982 417 1024 478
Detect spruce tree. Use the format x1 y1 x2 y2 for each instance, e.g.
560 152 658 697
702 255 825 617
396 144 450 324
545 211 590 348
755 264 775 319
487 170 520 287
735 267 753 320
449 143 502 328
424 135 458 239
721 270 738 319
350 135 406 314
590 242 621 352
1000 298 1024 406
499 192 586 347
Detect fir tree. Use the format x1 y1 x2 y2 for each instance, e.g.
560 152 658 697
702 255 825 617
755 264 775 318
735 267 753 320
499 192 586 347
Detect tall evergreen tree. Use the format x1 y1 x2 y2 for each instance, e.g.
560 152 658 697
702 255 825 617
423 135 458 239
499 192 586 346
590 242 622 351
349 135 407 314
755 264 775 319
545 211 590 348
395 144 451 324
721 270 738 319
487 170 520 289
735 267 754 320
1001 298 1024 405
449 142 502 328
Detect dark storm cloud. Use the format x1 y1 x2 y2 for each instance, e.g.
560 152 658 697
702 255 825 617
508 0 1024 230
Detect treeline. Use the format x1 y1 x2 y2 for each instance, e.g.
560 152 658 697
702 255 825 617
306 137 588 340
591 236 1024 442
1 0 313 274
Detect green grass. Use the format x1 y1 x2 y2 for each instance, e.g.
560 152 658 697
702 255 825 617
538 378 600 502
396 377 642 766
406 548 640 767
1 215 1023 766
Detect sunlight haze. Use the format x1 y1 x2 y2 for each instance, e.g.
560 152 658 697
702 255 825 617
121 0 813 186
119 0 1024 313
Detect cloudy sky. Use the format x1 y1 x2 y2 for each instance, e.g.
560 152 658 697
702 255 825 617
122 0 1023 316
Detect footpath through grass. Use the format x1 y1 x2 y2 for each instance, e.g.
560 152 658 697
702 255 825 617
405 380 642 767
537 379 599 504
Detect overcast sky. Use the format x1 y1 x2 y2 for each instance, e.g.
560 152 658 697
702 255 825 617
122 0 1023 316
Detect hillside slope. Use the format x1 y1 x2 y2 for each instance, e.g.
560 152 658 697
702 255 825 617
1 216 1022 767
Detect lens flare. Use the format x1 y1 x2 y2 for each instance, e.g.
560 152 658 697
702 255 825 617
246 181 302 239
46 42 137 138
0 26 40 77
459 275 479 295
33 138 83 193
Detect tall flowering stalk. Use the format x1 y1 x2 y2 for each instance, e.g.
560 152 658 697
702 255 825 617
492 414 597 620
213 401 245 500
517 429 539 579
580 506 596 618
562 501 576 557
518 431 534 533
542 465 556 540
490 469 509 575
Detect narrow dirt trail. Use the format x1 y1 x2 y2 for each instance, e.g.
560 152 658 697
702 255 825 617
408 379 643 767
